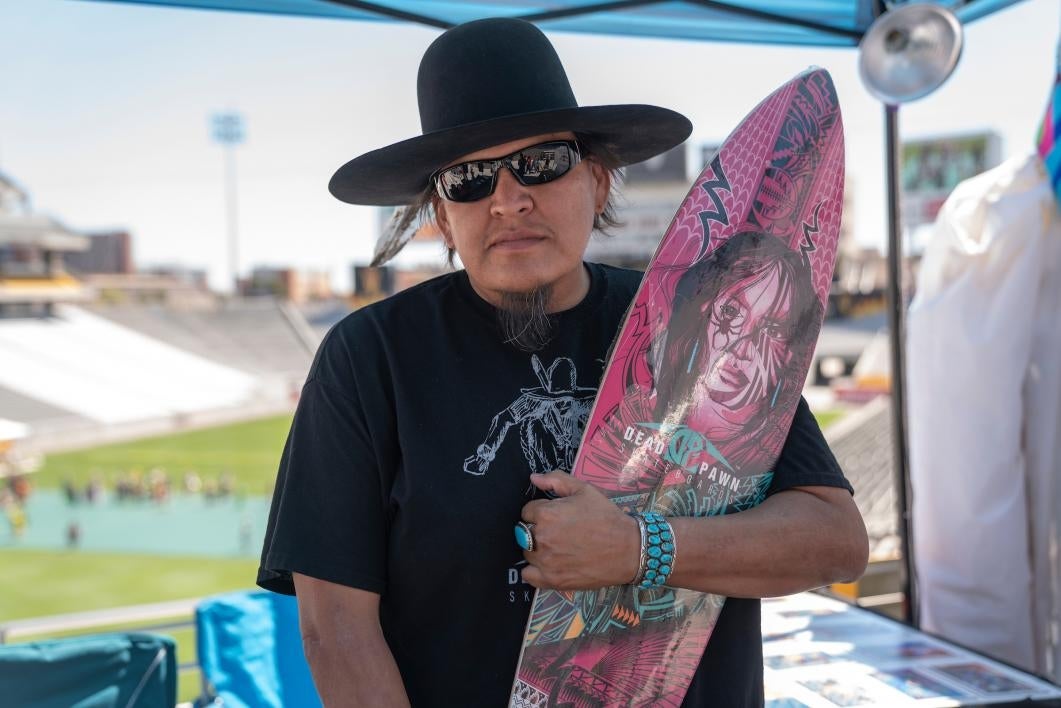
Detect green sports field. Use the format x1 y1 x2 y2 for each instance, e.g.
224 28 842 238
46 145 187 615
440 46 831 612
0 549 258 622
2 415 292 703
5 414 291 607
31 414 293 495
3 415 291 614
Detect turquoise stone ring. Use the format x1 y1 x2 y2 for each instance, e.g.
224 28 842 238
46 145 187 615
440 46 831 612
515 521 536 552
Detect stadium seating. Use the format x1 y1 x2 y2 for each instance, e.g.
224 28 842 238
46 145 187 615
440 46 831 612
0 382 89 428
90 299 315 379
0 305 260 425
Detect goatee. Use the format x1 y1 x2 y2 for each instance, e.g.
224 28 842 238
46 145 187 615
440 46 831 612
497 286 556 352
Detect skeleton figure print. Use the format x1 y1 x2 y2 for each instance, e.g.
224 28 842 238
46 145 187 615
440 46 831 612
463 355 596 476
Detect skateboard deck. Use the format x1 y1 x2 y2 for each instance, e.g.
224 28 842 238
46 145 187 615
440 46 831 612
510 68 845 707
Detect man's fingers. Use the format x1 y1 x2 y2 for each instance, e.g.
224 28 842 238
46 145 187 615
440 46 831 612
521 498 548 523
520 563 544 588
528 470 585 498
520 562 567 590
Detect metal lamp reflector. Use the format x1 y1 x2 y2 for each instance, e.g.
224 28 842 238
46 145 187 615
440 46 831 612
859 4 963 105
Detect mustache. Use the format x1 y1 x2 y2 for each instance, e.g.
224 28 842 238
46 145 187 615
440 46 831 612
497 285 555 352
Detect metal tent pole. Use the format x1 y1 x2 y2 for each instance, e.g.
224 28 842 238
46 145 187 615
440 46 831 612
883 103 916 627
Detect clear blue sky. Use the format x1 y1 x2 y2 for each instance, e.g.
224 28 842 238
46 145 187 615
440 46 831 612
1 0 1057 291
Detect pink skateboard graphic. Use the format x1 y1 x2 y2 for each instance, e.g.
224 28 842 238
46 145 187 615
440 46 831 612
510 69 844 707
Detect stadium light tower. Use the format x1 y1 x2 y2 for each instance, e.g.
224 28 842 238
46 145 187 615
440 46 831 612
211 112 245 294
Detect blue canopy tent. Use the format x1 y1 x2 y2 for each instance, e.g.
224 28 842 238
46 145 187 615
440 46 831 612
83 0 1031 626
83 0 1020 45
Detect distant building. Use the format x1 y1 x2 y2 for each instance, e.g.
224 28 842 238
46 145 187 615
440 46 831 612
902 131 1002 246
243 267 333 304
0 171 91 316
64 230 133 275
0 174 29 214
368 211 451 298
585 143 691 269
143 264 210 288
352 265 395 298
81 270 214 308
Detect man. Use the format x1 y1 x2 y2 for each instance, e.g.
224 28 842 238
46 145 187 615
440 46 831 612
258 17 867 707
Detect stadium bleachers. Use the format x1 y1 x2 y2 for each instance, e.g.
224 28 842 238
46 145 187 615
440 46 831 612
297 299 351 341
0 382 89 428
88 298 316 379
0 306 263 425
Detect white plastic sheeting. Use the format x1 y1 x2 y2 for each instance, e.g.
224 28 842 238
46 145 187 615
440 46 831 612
907 152 1061 680
1025 171 1061 684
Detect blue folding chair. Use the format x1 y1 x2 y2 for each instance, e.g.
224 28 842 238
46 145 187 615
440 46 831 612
0 632 177 708
196 590 321 708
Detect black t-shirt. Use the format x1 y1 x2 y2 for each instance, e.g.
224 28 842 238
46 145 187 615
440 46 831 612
258 262 852 707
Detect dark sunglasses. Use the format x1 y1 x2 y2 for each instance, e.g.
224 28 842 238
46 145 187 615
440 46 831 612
432 140 582 203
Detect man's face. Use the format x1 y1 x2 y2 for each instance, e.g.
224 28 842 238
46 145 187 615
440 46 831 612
434 131 610 309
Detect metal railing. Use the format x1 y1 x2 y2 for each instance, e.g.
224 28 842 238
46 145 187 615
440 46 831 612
0 596 202 674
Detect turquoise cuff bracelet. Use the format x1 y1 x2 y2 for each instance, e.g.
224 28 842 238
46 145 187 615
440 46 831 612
630 511 676 589
629 513 649 584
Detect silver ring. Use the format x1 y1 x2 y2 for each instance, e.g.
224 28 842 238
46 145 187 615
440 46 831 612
515 521 536 552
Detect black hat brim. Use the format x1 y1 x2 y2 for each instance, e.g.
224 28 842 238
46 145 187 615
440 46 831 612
328 104 692 206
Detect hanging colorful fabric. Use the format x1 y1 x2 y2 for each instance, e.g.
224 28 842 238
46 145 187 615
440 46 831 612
1035 41 1061 204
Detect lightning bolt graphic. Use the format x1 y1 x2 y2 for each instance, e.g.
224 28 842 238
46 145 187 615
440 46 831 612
697 155 731 261
799 200 825 267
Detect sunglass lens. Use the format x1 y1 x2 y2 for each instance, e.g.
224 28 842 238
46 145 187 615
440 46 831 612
439 162 497 202
513 144 574 185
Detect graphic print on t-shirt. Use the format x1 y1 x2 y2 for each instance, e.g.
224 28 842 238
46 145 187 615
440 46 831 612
463 355 596 476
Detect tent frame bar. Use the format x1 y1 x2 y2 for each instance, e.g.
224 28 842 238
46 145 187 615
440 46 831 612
884 103 916 626
680 0 863 40
323 0 453 29
324 0 865 41
519 0 670 24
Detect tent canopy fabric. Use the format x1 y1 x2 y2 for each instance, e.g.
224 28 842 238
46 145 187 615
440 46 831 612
83 0 1023 46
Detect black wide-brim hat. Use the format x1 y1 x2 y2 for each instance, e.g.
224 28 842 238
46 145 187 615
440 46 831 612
329 17 692 206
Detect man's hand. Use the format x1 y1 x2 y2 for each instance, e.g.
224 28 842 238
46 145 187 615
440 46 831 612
519 471 639 590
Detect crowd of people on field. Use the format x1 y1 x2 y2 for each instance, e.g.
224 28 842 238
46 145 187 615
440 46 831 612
1 469 249 547
61 469 240 506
